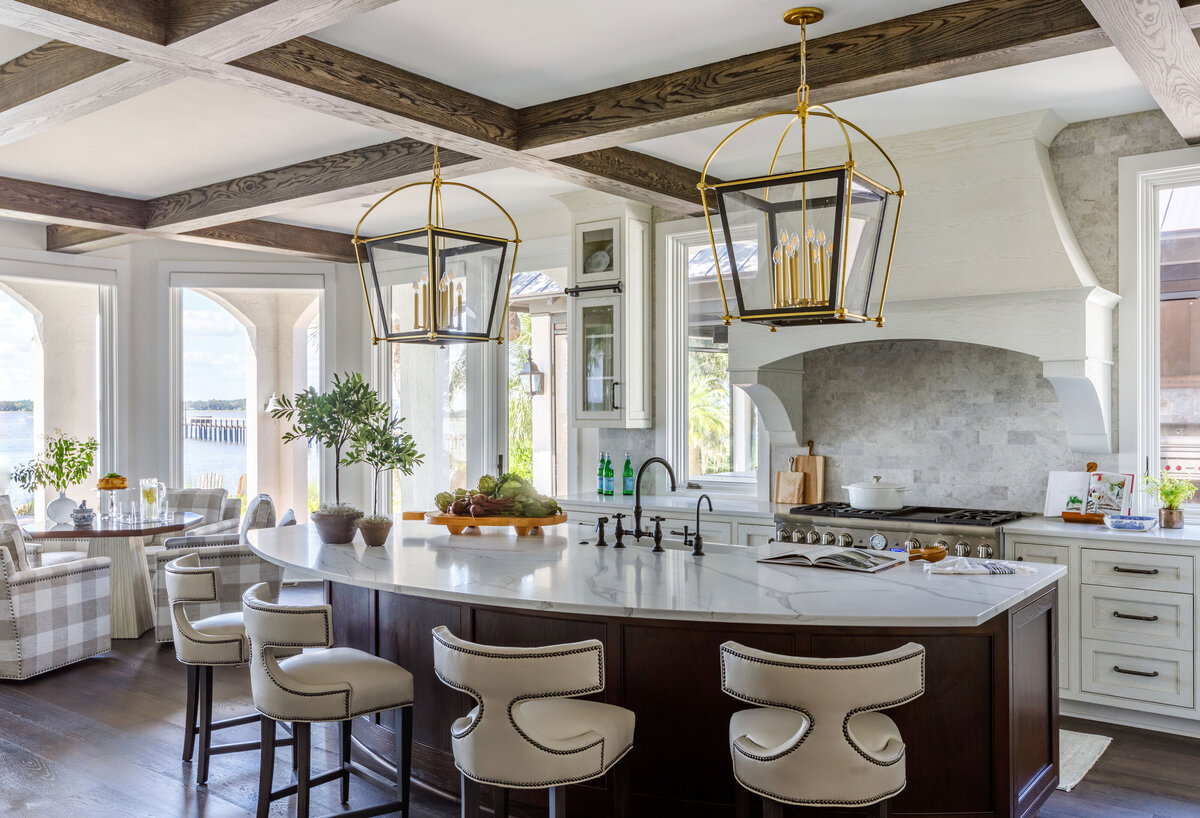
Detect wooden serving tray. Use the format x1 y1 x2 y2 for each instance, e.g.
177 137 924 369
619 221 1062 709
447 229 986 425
1061 511 1105 525
423 512 567 537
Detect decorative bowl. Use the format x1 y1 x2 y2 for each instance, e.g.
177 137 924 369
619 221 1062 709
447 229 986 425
1102 515 1157 532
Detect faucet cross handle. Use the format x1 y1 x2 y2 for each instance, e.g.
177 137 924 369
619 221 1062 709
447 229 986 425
611 513 627 549
649 516 666 553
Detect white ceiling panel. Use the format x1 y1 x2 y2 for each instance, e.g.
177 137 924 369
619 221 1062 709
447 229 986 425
313 0 958 108
0 24 49 63
269 167 582 234
631 48 1157 180
0 77 396 198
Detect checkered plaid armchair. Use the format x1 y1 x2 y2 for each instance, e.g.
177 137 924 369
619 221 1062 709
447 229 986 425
0 523 112 680
151 494 283 643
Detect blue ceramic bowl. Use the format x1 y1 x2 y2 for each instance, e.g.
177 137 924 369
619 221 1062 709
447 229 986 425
1103 515 1157 532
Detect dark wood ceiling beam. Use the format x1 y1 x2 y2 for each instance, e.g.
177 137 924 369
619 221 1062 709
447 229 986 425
548 148 708 215
0 175 145 229
1081 0 1200 144
176 219 356 262
0 39 121 109
166 0 275 44
44 223 136 252
5 0 164 44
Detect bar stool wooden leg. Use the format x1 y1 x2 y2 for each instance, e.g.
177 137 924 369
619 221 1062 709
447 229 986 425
612 761 630 818
182 665 198 762
461 773 481 818
295 722 311 818
549 786 566 818
493 786 510 818
874 800 889 818
196 666 214 785
761 797 783 818
398 707 413 814
734 784 754 818
256 716 276 818
339 719 352 803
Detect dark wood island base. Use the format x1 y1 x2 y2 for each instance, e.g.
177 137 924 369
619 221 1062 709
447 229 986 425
325 582 1058 818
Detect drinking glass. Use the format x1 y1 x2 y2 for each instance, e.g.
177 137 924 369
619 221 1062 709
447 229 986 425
140 478 165 521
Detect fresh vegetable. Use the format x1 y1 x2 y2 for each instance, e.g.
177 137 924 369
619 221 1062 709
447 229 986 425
434 491 454 513
433 472 562 519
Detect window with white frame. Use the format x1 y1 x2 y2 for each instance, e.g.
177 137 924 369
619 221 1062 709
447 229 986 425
1120 148 1200 517
665 225 759 487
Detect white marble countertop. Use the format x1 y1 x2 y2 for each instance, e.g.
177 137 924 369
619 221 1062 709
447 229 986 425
1005 515 1200 547
555 491 785 519
250 521 1064 628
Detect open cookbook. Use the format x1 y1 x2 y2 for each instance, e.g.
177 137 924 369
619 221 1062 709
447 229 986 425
757 546 906 573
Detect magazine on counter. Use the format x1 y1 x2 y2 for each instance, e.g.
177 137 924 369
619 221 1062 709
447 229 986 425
757 546 906 573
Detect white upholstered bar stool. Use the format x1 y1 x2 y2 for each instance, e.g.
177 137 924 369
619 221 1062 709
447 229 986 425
719 641 926 818
165 553 290 786
432 625 635 818
242 582 414 818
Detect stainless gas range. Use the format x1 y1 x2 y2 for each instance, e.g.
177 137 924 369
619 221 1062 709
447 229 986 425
774 503 1025 559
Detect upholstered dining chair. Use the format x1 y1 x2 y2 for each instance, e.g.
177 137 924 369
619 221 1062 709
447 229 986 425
0 522 112 679
0 493 87 567
151 494 281 643
242 582 414 818
719 641 926 818
432 625 635 818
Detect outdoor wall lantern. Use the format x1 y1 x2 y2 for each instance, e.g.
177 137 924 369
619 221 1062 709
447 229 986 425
699 7 904 329
354 148 521 345
518 352 544 396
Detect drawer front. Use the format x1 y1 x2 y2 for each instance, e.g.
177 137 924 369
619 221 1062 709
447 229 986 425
1080 638 1194 707
1012 541 1070 688
1081 548 1194 593
1081 585 1194 650
736 523 777 548
659 516 732 546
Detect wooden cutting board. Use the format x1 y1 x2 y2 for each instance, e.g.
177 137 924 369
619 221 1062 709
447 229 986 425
773 471 806 504
790 442 825 504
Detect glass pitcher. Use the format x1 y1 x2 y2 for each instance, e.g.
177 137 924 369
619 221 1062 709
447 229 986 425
140 478 165 521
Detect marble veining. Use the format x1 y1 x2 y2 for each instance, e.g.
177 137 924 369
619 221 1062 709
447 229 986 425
250 521 1063 628
1006 516 1200 548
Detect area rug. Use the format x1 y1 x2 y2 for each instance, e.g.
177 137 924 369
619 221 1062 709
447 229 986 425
1058 729 1112 792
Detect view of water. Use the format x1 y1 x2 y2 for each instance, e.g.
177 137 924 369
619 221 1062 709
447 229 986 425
0 411 34 506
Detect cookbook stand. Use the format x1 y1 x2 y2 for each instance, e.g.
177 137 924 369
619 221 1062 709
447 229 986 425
1061 462 1105 525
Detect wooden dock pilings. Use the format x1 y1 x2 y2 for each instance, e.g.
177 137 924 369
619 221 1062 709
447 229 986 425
183 416 246 443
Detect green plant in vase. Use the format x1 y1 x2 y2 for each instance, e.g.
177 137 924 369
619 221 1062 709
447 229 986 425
1141 471 1197 529
346 410 424 546
11 429 98 523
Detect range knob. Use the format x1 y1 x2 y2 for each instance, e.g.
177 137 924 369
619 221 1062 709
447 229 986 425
953 541 971 557
903 537 921 552
934 540 948 551
838 532 854 547
807 530 822 544
977 544 994 559
778 528 792 542
821 531 837 546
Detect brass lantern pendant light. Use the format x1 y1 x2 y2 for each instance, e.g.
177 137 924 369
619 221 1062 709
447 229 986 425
354 147 521 345
698 7 904 329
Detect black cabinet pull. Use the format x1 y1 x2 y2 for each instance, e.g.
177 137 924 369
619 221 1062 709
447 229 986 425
1112 566 1159 575
1113 665 1159 678
1113 611 1159 622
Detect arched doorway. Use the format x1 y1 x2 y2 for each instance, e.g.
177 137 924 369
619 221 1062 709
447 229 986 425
0 282 42 513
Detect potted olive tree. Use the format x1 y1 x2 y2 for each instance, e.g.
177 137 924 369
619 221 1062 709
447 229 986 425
346 410 423 546
1142 471 1197 530
273 372 383 544
11 429 98 523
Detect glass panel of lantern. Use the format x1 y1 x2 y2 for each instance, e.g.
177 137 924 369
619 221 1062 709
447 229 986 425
361 227 511 343
713 167 891 325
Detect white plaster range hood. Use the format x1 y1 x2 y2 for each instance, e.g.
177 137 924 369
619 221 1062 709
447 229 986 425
727 111 1120 454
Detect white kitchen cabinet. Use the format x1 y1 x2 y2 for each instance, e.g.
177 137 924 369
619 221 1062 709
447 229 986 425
737 522 778 547
566 200 651 428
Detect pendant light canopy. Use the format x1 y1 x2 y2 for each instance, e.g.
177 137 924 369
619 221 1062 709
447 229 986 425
699 7 904 329
354 148 521 345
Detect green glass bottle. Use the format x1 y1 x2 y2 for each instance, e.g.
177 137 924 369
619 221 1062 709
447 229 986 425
622 453 634 495
597 452 606 495
603 454 615 496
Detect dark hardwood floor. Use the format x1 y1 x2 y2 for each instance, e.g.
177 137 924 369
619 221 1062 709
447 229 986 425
0 583 1197 817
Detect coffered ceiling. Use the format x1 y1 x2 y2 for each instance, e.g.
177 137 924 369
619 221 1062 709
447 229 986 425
0 0 1189 262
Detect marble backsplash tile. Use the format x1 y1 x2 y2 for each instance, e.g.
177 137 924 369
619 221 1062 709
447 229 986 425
783 340 1118 512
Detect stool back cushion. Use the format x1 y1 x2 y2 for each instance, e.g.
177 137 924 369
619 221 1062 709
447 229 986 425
164 552 220 604
277 509 297 527
432 625 615 787
166 489 228 525
0 523 29 573
239 495 276 542
719 641 925 806
165 552 248 665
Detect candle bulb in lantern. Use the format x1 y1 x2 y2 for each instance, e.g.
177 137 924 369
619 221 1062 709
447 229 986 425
816 231 828 303
412 286 420 330
788 233 800 307
772 245 783 308
456 284 464 329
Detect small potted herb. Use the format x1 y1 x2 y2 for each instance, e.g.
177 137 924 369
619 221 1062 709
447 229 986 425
1142 471 1197 530
11 430 99 524
346 410 423 546
273 372 383 543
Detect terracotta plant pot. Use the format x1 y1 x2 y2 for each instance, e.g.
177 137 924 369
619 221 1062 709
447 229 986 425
311 511 361 544
357 519 393 547
1160 507 1185 530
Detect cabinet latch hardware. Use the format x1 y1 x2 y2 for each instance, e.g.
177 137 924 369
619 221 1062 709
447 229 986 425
1113 665 1159 678
1112 611 1159 622
1112 566 1159 575
565 282 623 297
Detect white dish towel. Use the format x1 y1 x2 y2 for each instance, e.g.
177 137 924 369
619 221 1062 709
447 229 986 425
924 557 1036 575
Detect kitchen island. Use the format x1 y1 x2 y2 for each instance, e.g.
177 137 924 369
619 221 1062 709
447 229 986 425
249 522 1064 818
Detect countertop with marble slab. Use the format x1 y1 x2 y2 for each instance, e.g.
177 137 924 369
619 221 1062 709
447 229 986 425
555 491 786 519
249 520 1064 628
1005 515 1200 547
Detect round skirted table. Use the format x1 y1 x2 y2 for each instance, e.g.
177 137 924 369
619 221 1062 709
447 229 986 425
23 513 202 639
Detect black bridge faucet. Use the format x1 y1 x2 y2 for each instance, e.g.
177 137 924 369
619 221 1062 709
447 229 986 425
633 457 677 541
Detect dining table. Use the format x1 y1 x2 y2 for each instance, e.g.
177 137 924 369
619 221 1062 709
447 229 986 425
22 513 203 638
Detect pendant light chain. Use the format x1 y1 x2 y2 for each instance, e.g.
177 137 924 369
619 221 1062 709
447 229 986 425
797 18 809 110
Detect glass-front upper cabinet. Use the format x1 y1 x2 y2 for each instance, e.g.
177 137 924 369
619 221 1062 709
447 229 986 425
563 195 651 428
